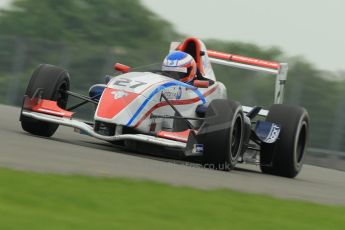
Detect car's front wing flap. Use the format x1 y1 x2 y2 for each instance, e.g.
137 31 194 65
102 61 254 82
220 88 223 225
21 110 187 149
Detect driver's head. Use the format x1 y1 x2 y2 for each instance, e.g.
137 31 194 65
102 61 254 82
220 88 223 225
162 51 197 83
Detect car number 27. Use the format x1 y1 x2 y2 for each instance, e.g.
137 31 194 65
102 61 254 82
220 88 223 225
112 78 147 89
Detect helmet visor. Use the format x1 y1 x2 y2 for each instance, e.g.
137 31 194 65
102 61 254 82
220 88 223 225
162 66 192 81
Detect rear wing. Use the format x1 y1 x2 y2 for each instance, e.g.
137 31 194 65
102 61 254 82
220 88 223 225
207 50 288 104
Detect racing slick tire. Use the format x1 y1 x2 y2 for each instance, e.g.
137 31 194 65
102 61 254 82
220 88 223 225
200 99 244 171
260 104 309 178
21 64 70 137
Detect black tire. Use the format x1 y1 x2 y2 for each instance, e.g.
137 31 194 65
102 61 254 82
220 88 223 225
200 99 244 171
260 104 309 178
21 64 70 137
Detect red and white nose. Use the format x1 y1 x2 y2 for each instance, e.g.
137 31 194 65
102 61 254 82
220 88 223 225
96 88 138 119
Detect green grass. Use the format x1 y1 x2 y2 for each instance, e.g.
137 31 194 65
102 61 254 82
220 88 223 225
0 168 344 230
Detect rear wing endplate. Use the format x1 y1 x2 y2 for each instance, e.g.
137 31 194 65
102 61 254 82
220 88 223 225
207 50 288 104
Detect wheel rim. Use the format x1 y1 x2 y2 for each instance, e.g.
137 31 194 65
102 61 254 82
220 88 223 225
230 115 243 159
56 81 68 109
296 121 307 163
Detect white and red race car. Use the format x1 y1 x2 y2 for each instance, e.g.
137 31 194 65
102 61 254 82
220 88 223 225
20 37 309 178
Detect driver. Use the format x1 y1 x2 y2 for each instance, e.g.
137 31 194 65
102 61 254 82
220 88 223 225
162 51 197 83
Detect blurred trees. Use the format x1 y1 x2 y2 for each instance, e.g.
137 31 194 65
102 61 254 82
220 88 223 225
0 0 345 152
0 0 177 47
0 0 178 93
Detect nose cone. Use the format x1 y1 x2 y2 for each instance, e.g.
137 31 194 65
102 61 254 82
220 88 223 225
96 88 139 119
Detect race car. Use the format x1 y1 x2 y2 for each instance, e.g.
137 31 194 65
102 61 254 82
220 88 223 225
20 37 309 178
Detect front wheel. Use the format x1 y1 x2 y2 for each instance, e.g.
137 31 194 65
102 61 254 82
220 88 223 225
260 104 309 178
21 64 70 137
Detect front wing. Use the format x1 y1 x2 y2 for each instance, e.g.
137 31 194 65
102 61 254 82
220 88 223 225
21 109 187 149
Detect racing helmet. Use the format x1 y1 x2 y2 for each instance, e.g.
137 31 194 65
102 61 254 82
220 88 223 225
162 51 197 83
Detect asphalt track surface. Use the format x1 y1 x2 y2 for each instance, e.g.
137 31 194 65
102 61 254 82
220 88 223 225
1 104 344 206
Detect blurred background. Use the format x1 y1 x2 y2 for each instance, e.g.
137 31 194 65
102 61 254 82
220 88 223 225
0 0 344 169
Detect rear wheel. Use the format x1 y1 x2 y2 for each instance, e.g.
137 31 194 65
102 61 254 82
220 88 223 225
260 104 309 178
21 64 70 137
200 99 244 171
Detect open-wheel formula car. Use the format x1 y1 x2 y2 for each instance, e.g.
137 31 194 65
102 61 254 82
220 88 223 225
20 37 309 178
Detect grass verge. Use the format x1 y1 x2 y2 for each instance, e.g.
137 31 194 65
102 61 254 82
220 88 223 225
0 167 344 229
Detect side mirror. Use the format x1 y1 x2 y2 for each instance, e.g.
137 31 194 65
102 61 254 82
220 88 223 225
193 80 209 88
114 63 131 73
